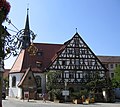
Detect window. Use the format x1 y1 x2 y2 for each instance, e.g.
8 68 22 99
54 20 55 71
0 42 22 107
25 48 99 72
28 76 31 80
111 73 114 78
36 61 42 68
35 75 41 87
69 49 73 54
77 73 81 78
62 60 66 65
69 72 74 78
12 76 16 87
110 64 114 69
37 52 43 56
75 48 79 55
76 59 79 65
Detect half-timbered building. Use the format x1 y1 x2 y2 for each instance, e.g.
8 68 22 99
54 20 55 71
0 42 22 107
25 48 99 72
47 32 108 92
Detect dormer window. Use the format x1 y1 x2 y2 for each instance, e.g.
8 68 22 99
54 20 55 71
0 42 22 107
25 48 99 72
36 61 42 68
37 52 43 56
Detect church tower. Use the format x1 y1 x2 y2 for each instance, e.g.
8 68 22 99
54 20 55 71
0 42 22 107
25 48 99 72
22 8 31 49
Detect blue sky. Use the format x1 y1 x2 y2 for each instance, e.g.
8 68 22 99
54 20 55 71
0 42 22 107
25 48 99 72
4 0 120 68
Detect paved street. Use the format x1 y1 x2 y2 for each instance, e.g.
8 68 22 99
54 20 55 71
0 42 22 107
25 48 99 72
2 97 120 107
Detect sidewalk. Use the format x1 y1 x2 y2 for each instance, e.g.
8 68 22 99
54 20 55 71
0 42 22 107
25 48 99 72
5 96 120 107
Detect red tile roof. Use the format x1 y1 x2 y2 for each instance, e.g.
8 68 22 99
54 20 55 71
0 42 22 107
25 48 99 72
9 42 120 74
10 43 63 73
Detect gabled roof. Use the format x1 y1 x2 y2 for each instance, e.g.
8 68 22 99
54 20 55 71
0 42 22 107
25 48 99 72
48 32 108 72
18 67 37 88
10 50 25 73
18 67 31 87
10 43 63 73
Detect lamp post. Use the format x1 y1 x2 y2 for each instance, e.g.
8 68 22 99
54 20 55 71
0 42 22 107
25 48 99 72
0 1 11 106
64 81 67 102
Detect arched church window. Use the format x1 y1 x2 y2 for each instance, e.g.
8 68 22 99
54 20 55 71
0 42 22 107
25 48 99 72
12 76 16 87
35 75 41 87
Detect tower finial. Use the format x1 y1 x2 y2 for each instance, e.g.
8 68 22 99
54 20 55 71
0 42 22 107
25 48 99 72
27 3 29 15
76 28 78 33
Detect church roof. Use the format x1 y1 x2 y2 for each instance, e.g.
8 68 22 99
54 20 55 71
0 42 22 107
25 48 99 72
10 43 63 73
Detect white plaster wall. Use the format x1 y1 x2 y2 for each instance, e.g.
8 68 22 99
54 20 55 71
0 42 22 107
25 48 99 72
18 87 22 99
34 73 46 93
9 73 24 98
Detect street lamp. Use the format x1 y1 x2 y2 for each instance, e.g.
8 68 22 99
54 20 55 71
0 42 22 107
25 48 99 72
64 81 67 102
0 1 11 107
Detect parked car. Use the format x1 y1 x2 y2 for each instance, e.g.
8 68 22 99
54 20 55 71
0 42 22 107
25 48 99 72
2 92 6 100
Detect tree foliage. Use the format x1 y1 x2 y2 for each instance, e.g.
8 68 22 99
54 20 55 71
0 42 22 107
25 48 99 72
112 66 120 88
46 71 60 91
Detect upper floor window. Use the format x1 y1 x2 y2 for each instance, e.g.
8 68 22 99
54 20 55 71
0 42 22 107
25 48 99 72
68 49 73 54
62 60 66 65
110 64 114 69
69 72 74 78
12 76 16 87
76 59 79 65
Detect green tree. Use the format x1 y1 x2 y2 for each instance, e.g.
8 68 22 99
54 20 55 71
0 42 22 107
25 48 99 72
46 71 62 100
112 66 120 88
46 71 58 91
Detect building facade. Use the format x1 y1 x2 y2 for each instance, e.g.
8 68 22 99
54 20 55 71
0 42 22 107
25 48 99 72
8 10 120 100
98 56 120 78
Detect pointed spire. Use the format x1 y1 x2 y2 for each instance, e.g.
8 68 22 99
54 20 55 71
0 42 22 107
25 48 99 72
22 8 31 49
24 8 30 37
